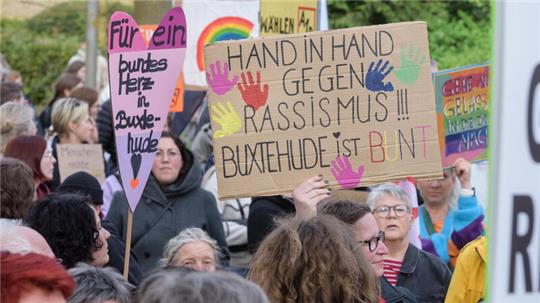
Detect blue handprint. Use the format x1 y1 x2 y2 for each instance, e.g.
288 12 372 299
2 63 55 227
365 59 394 92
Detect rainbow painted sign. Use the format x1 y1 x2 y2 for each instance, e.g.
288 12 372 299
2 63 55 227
107 8 187 211
433 64 489 168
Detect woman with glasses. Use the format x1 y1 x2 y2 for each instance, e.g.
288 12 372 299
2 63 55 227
107 131 228 274
368 183 451 302
4 135 56 200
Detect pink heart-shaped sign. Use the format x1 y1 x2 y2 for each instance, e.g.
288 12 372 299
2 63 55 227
108 7 187 211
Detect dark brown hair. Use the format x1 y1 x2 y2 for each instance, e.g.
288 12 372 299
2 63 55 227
0 157 35 219
70 86 98 108
318 200 372 225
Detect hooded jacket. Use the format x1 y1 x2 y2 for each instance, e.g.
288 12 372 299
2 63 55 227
106 149 229 274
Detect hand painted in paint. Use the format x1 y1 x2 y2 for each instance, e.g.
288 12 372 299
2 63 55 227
331 155 365 189
206 61 239 95
211 102 242 138
237 71 269 110
366 59 394 92
394 46 426 85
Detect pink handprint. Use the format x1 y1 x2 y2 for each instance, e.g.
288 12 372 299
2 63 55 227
331 155 365 189
206 61 239 95
237 71 269 110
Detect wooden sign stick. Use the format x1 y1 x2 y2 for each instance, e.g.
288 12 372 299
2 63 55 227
123 208 133 280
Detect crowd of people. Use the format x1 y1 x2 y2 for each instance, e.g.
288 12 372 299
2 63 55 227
0 41 486 303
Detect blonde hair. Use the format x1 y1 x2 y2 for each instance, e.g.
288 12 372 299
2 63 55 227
51 97 89 137
0 101 35 153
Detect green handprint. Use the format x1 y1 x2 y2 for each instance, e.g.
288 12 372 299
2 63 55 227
394 46 426 85
211 102 242 138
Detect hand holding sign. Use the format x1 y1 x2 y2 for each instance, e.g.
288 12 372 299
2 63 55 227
211 102 242 138
292 175 330 219
206 61 239 95
366 59 394 92
394 46 425 85
237 71 269 110
331 155 365 189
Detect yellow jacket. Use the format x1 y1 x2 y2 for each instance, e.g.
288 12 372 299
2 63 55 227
445 236 486 303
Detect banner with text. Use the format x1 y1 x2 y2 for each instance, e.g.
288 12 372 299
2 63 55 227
260 0 318 37
433 64 489 168
108 8 187 211
205 21 443 199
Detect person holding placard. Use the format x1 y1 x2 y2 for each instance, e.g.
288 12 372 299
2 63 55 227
107 131 229 274
416 158 484 269
49 97 98 189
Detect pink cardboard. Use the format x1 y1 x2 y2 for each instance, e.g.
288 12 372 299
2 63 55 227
108 7 187 211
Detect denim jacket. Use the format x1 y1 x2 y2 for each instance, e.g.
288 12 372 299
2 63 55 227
396 244 452 302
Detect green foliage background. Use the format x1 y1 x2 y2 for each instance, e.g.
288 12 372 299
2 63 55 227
327 0 492 70
0 0 491 107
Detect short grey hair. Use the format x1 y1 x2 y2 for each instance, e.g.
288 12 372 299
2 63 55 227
367 183 411 209
68 263 133 303
0 101 35 153
160 227 220 267
137 270 269 303
0 219 30 253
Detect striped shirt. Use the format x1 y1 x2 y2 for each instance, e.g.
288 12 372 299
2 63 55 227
383 258 403 286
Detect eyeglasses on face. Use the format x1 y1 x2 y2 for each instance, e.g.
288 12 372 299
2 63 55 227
360 230 385 252
372 205 411 218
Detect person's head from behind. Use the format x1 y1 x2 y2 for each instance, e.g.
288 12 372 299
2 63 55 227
65 61 86 82
4 135 56 184
52 97 93 143
367 183 413 244
416 167 457 207
0 101 36 154
152 131 192 187
1 81 25 105
25 193 110 268
70 87 100 120
138 269 268 303
0 158 35 219
67 263 133 303
318 200 388 277
50 73 83 105
249 215 379 303
57 171 104 216
1 252 75 303
160 227 219 272
0 220 55 258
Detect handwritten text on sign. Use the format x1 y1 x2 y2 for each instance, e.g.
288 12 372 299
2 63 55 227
205 22 443 199
433 64 489 168
108 8 187 211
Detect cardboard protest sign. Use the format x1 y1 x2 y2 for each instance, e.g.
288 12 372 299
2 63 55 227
433 64 489 167
108 8 187 211
140 24 185 113
183 0 259 87
57 144 105 184
260 0 318 36
205 21 443 199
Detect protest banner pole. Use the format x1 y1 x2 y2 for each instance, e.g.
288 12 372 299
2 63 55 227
123 208 133 280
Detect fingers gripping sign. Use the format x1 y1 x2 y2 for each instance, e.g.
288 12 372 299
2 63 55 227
211 102 242 138
452 157 472 189
366 59 395 92
331 155 365 189
237 71 269 110
206 60 239 96
292 175 331 219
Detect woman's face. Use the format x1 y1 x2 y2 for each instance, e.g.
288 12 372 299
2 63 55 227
89 102 100 120
417 170 455 206
71 114 94 143
174 241 216 272
39 149 56 181
90 208 110 267
77 66 86 81
371 194 413 242
152 137 183 186
352 213 388 277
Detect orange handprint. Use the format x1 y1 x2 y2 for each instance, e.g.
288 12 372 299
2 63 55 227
237 71 269 111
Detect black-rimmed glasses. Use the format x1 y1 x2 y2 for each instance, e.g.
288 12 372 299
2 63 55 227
360 231 385 252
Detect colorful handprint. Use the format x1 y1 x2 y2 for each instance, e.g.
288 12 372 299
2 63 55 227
237 71 269 110
211 102 242 138
206 60 239 95
394 46 425 85
366 59 394 92
331 155 365 189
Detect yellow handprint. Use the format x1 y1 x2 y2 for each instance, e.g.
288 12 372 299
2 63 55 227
211 102 243 138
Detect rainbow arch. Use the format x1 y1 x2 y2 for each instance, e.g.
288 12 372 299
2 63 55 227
197 16 253 71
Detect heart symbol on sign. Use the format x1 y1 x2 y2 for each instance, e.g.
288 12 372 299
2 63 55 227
108 7 187 212
333 132 341 139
